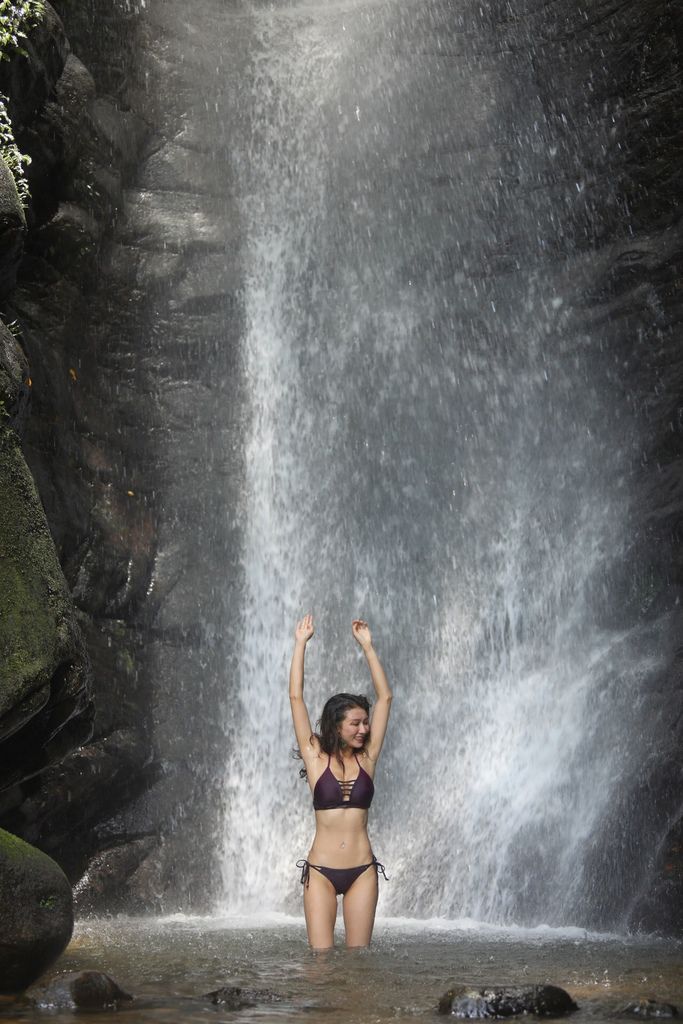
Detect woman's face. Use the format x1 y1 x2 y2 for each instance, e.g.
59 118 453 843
338 706 370 748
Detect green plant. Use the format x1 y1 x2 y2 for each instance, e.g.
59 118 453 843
0 95 29 203
0 1 43 55
0 1 45 204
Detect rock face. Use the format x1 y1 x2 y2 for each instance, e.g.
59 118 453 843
0 303 91 754
0 0 161 893
0 303 92 802
0 420 91 780
0 0 241 910
438 985 578 1018
0 828 73 993
0 1 100 870
0 13 92 802
6 0 243 908
0 160 26 295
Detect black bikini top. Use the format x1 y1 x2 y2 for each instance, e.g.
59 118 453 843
312 754 375 811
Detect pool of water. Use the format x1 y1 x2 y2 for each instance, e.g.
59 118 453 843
2 916 681 1023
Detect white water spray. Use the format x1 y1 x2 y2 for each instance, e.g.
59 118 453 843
218 0 662 927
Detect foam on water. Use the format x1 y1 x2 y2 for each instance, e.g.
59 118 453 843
75 913 624 942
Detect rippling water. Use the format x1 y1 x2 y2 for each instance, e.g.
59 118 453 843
2 918 681 1024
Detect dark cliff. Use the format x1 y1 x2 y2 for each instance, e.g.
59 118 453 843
0 0 240 912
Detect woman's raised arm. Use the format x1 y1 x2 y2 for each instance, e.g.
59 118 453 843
352 619 392 763
289 614 318 757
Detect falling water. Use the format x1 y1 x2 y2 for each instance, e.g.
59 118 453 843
219 0 666 928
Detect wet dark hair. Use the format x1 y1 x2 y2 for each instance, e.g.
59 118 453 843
294 693 371 778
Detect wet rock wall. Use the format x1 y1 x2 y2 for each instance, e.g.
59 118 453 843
0 0 242 911
564 0 683 931
0 0 154 891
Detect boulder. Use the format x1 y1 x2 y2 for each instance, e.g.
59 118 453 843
73 836 159 914
438 985 578 1018
31 971 132 1009
0 320 30 434
0 158 27 297
0 828 73 993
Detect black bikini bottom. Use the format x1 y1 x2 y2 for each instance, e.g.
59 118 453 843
297 857 388 896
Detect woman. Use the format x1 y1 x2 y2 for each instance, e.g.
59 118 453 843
289 613 393 949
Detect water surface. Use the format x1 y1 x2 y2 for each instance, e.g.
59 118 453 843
3 917 681 1023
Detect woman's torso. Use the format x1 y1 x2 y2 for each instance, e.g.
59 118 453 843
307 752 375 866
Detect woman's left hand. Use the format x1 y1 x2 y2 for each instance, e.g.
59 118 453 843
352 619 372 650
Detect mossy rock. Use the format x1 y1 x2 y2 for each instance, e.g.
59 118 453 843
0 157 26 298
0 423 85 745
0 319 29 430
0 827 73 992
0 2 68 129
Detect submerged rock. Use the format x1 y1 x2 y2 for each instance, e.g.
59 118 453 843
438 985 578 1018
0 828 73 993
618 1000 679 1019
204 986 282 1009
31 971 132 1010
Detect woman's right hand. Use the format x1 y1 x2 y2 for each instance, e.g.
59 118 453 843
295 613 314 644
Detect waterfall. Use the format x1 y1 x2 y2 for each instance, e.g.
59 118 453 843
218 0 667 928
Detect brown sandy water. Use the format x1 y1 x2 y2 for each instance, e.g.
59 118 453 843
1 916 681 1023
